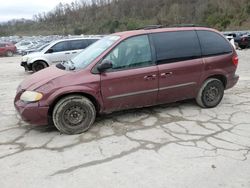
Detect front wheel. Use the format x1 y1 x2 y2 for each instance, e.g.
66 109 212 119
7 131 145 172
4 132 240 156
196 78 224 108
52 95 96 134
32 61 48 72
6 51 13 57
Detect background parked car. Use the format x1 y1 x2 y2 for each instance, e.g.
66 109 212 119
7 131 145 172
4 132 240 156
15 40 37 54
0 42 17 57
223 32 250 49
224 35 236 49
21 42 50 55
21 37 100 72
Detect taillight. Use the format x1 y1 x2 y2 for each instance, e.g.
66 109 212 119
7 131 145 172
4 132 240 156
232 55 238 67
241 37 246 42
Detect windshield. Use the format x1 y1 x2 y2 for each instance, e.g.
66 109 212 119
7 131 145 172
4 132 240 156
64 35 120 70
38 43 49 51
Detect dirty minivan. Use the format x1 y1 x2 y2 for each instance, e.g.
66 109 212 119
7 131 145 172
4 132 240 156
14 27 239 134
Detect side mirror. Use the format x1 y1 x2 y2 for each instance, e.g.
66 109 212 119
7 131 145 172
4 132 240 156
97 60 113 73
46 48 54 53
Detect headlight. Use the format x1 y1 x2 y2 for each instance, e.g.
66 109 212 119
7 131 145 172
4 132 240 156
20 91 43 102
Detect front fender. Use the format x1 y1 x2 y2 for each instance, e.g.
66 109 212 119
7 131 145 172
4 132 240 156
40 85 103 112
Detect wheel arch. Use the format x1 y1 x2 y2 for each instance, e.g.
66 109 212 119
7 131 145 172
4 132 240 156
33 60 49 67
28 57 49 66
206 74 227 88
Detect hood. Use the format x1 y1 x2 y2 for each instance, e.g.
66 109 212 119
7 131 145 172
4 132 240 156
26 51 41 57
20 66 70 91
22 52 42 61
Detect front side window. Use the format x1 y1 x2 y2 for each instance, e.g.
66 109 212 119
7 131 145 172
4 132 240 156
197 30 232 56
104 35 153 70
151 31 201 64
51 41 69 52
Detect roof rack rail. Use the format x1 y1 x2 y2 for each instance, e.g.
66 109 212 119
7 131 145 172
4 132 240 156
136 25 164 30
136 24 208 30
170 24 207 27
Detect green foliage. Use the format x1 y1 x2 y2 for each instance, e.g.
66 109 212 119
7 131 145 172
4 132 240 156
0 0 249 36
73 27 83 35
125 19 141 30
247 4 250 14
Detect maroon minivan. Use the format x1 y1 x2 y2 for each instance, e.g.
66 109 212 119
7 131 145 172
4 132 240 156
14 27 239 134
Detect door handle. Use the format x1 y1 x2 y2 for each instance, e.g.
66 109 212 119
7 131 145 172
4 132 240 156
65 52 70 54
72 51 77 54
160 72 173 78
144 74 157 80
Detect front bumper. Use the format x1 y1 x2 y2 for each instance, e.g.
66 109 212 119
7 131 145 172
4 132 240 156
14 96 49 125
21 61 32 71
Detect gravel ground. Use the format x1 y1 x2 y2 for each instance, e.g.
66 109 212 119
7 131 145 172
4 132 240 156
0 50 250 188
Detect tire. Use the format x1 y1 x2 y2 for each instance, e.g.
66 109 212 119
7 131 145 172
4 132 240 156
6 51 13 57
52 95 96 134
32 61 48 72
239 45 247 49
196 78 224 108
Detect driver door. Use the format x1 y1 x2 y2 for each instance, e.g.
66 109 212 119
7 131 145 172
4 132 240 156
100 35 158 112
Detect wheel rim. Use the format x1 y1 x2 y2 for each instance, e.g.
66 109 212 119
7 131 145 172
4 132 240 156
204 86 219 102
63 105 86 127
7 51 13 56
35 63 45 71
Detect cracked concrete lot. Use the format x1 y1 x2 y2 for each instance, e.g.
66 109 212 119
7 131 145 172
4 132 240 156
0 50 250 188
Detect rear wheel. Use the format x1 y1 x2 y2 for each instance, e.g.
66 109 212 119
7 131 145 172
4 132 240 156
6 51 13 57
239 45 247 49
32 61 48 72
52 95 96 135
196 78 224 108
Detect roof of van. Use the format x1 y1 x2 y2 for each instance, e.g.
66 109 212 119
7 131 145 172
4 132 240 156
54 37 101 43
112 27 218 38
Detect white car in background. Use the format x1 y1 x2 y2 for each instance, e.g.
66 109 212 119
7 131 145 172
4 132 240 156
21 37 100 72
15 40 38 54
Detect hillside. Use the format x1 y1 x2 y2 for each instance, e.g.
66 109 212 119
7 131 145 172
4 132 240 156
0 0 250 36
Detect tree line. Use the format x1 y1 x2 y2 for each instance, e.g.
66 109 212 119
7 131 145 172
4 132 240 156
0 0 250 36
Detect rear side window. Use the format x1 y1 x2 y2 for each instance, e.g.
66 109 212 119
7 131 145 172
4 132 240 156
70 40 89 50
151 31 201 64
197 30 232 56
87 39 98 45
